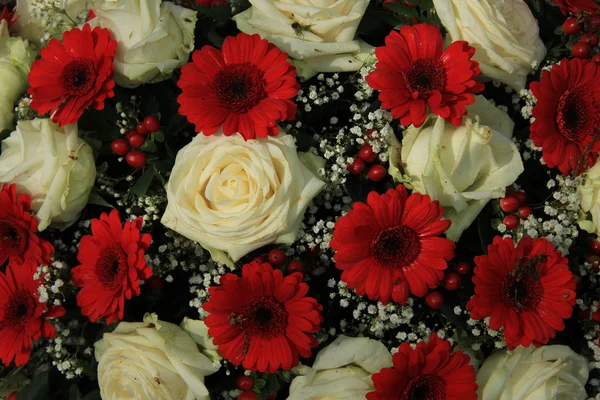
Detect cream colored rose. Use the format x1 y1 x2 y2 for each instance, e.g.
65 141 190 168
14 0 88 47
88 0 196 88
0 19 35 131
161 131 325 262
287 335 392 400
433 0 546 91
391 96 523 241
233 0 372 79
0 119 96 230
95 314 219 400
476 345 589 399
578 161 600 236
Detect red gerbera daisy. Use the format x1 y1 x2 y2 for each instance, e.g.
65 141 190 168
0 6 18 29
203 261 322 373
367 333 477 400
0 260 65 366
0 184 53 267
330 185 455 305
177 32 298 140
530 58 600 175
71 210 152 324
27 24 117 127
551 0 600 14
366 23 484 128
467 236 576 350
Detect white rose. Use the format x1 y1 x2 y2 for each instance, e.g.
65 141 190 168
14 0 88 47
161 130 325 262
0 19 35 131
0 119 96 230
88 0 196 88
433 0 546 91
233 0 372 79
95 314 219 400
392 96 523 241
287 335 392 400
476 345 589 400
578 161 600 235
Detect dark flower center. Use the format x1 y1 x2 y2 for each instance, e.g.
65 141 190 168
501 256 545 311
60 58 96 96
556 87 600 142
371 225 421 268
405 58 447 98
402 374 446 400
96 245 127 289
239 296 288 339
212 62 267 113
0 217 26 259
6 290 36 327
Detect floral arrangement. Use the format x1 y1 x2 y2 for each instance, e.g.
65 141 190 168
2 0 600 399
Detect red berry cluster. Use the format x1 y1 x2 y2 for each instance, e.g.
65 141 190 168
425 261 472 310
499 190 531 230
110 115 160 168
563 14 600 61
346 143 387 182
235 375 277 400
253 250 306 276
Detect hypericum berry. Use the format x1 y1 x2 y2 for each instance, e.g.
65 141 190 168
499 196 519 212
589 14 600 31
367 164 387 182
287 260 305 275
347 158 366 175
503 215 519 230
143 115 160 133
517 205 533 219
7 392 17 400
267 394 277 400
268 249 287 267
238 392 259 400
581 32 599 46
252 256 265 263
425 290 444 310
591 239 600 254
127 133 145 148
456 262 471 275
593 54 600 65
442 272 461 291
136 122 148 135
127 129 137 136
111 138 130 156
587 255 600 272
511 191 527 205
563 17 582 35
235 375 254 391
572 42 592 58
125 150 146 168
307 246 320 258
357 143 377 163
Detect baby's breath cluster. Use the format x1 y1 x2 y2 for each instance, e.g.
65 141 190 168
147 230 212 277
46 320 88 379
30 0 89 45
188 263 227 318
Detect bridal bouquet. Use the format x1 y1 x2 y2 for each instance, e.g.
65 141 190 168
1 0 600 399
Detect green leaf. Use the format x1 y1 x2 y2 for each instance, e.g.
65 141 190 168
16 370 49 400
87 191 113 208
140 139 157 153
166 114 190 137
82 390 101 400
69 385 82 400
385 2 419 18
254 378 266 390
131 169 154 197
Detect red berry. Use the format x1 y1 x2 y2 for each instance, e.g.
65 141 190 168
357 144 377 163
503 215 519 230
288 260 305 275
442 272 461 291
267 394 277 400
511 191 527 205
308 246 320 258
563 17 582 35
589 14 600 31
268 249 287 266
593 54 600 65
425 291 444 310
572 42 592 58
582 32 599 46
517 205 533 219
143 115 160 133
127 129 137 136
127 133 145 148
456 262 471 275
145 276 164 290
587 255 600 272
347 158 365 175
235 375 254 391
252 256 265 263
136 122 148 135
125 150 146 168
591 239 600 254
111 138 130 156
238 392 258 400
499 196 519 213
367 164 387 182
7 392 17 400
